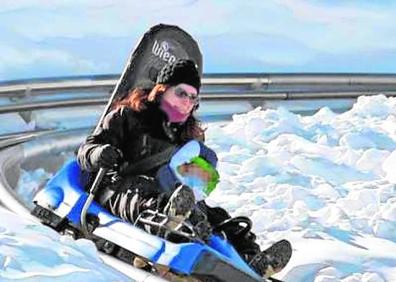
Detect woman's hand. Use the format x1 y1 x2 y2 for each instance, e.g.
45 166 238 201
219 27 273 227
90 144 123 169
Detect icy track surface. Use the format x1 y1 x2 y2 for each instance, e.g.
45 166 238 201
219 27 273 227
4 94 396 282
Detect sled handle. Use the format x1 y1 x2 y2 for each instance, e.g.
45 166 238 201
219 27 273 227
81 167 107 237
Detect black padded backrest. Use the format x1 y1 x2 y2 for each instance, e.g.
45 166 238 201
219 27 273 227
95 24 202 133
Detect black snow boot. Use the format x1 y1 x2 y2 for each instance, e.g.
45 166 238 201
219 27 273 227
249 239 292 278
161 185 196 241
163 184 196 219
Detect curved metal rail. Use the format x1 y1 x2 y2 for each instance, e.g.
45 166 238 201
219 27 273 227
1 90 396 114
2 73 396 95
1 73 395 116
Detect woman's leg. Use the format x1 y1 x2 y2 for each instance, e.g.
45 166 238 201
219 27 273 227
195 201 261 260
104 175 161 223
199 202 292 278
104 176 196 227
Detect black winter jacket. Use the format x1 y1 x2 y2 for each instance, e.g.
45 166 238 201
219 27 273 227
77 104 197 179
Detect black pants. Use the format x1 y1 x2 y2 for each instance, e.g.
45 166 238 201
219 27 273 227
102 175 261 260
102 175 162 223
195 201 261 260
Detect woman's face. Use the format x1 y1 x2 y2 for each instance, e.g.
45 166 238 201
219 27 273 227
160 83 199 122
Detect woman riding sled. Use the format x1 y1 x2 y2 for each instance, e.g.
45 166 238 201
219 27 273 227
77 59 291 278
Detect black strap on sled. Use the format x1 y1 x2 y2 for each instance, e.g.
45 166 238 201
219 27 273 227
119 145 176 176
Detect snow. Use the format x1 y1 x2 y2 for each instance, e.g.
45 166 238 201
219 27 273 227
2 94 396 281
206 95 396 281
0 207 132 281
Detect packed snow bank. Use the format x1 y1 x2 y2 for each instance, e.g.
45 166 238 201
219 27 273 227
0 207 132 281
206 95 396 281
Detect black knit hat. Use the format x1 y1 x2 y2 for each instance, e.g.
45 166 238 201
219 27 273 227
156 59 201 92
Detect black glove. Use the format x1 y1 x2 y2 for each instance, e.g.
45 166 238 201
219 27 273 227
89 144 123 169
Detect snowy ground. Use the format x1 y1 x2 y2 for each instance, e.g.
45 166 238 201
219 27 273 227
0 208 131 282
1 95 396 281
206 95 396 282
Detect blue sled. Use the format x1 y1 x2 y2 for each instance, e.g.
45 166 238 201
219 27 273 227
32 160 264 282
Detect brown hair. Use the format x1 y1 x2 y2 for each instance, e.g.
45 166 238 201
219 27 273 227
112 84 205 141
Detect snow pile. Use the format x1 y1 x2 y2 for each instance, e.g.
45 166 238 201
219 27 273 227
0 207 131 282
206 95 396 281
